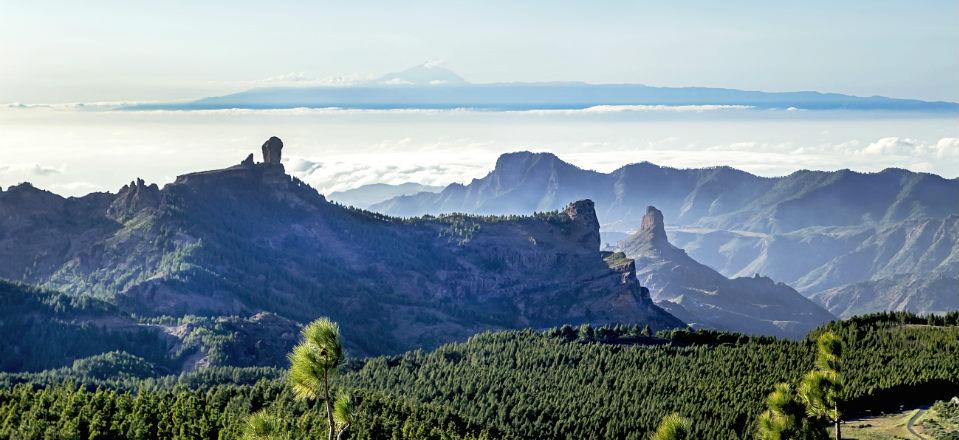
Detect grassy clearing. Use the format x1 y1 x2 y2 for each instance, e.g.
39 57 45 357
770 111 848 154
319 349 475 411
844 399 959 440
843 407 928 439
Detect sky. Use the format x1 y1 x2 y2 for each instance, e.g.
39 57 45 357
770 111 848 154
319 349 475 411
1 0 958 104
1 1 957 198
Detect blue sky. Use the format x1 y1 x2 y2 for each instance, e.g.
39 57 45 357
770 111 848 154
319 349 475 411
2 0 957 103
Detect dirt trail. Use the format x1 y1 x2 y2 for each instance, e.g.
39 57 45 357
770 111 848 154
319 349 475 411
906 406 929 439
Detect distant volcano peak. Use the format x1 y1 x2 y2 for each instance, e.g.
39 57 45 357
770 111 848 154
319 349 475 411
375 63 467 86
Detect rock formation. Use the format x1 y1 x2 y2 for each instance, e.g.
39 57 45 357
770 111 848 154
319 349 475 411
639 206 667 242
241 153 254 166
564 199 601 250
618 206 834 339
107 178 161 221
261 136 283 165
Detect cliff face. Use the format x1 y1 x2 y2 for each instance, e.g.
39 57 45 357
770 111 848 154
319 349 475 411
618 206 834 339
0 139 682 357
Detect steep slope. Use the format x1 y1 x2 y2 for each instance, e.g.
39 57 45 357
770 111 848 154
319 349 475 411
669 216 959 316
327 182 442 209
793 216 959 293
810 273 959 318
0 280 298 373
617 207 835 338
374 152 609 217
0 139 683 358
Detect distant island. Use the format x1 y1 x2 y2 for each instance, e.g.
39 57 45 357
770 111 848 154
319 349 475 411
125 63 959 112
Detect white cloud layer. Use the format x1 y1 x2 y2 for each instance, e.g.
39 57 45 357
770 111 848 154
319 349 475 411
1 106 955 197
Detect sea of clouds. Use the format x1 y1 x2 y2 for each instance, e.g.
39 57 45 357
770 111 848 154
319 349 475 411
1 106 956 198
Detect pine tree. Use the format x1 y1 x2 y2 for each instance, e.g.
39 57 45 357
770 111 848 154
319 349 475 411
799 331 844 439
650 413 691 440
287 317 351 440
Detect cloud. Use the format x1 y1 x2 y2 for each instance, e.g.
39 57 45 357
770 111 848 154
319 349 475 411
29 164 63 176
520 105 754 115
4 102 131 111
382 78 414 86
215 72 376 89
288 156 488 195
282 134 959 196
283 137 497 195
50 181 99 193
860 137 919 156
0 162 63 176
929 138 959 158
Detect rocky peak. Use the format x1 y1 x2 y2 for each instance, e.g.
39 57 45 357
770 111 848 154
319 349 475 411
494 151 560 168
0 182 63 206
108 178 161 221
618 205 687 261
564 199 601 250
489 151 570 184
262 136 283 165
640 206 668 243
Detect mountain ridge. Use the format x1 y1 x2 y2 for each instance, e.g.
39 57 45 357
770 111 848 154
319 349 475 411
0 138 683 363
372 151 958 234
372 151 958 317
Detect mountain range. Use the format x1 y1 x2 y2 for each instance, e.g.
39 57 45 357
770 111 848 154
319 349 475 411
369 151 959 317
0 138 682 372
328 182 443 210
125 64 959 111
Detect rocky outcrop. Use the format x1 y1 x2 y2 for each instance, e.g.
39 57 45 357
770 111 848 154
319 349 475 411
618 206 834 339
261 136 283 165
564 199 601 250
639 206 667 242
107 178 161 221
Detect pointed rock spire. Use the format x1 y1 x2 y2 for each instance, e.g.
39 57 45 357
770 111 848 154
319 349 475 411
640 206 668 242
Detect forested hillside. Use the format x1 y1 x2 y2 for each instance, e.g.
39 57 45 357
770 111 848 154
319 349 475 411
0 280 300 374
1 313 957 439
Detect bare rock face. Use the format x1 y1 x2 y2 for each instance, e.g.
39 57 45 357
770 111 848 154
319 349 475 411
241 153 254 166
261 136 283 165
563 199 601 250
640 206 667 239
107 178 161 221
